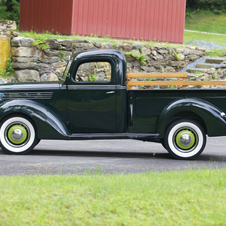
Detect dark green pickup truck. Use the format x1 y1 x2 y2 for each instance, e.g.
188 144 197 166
0 49 226 159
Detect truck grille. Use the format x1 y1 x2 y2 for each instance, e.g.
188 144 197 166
2 92 53 100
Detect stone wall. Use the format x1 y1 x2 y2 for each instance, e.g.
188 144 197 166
0 20 16 71
8 36 207 83
77 62 111 82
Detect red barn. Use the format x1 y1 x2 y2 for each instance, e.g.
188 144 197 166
19 0 186 43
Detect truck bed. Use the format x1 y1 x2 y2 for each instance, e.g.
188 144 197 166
128 88 226 134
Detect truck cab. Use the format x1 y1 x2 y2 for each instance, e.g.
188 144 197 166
65 49 127 133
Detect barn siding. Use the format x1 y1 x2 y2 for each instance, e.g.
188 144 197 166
19 0 73 34
19 0 186 43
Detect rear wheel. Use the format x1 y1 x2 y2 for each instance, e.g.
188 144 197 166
164 119 206 160
0 115 38 154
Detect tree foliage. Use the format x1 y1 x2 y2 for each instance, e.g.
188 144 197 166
186 0 226 13
0 0 20 25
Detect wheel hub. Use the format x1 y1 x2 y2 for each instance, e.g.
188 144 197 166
12 129 24 141
180 134 191 146
7 125 27 145
175 130 195 150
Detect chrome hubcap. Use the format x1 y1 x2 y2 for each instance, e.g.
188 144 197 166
180 134 192 146
11 129 24 141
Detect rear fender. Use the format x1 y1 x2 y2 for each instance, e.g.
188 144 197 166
157 98 226 138
0 100 70 139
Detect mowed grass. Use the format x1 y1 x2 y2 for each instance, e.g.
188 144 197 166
19 29 226 50
185 13 226 35
184 12 226 46
183 30 226 46
1 169 226 225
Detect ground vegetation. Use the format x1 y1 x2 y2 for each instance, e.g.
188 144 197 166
0 169 226 225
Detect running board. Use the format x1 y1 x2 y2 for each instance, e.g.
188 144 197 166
69 133 159 141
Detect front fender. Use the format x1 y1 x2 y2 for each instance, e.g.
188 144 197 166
0 100 70 139
157 98 226 138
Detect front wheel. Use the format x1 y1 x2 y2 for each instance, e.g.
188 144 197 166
164 119 206 160
0 115 38 154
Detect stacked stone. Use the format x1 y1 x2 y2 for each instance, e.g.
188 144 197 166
0 20 16 74
77 62 111 82
11 38 67 82
125 46 205 74
10 38 104 82
186 58 226 88
10 36 208 83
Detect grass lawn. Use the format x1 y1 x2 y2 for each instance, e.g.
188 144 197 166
19 29 226 51
184 12 226 46
19 30 180 48
183 30 226 46
0 169 226 225
185 13 226 35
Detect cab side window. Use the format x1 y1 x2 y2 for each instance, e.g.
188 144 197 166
75 62 111 82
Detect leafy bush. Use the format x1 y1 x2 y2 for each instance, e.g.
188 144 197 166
186 0 226 13
0 0 20 26
33 36 50 51
0 5 10 20
0 58 14 78
89 74 98 81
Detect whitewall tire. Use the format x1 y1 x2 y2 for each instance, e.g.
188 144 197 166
164 119 206 160
0 115 38 154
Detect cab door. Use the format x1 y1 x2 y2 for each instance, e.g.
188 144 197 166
67 61 117 133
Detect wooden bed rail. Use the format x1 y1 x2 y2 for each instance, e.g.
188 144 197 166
126 72 226 89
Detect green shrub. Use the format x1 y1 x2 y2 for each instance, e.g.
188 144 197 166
186 0 226 13
89 74 98 81
0 0 20 26
33 37 50 51
59 51 66 60
0 5 10 20
0 58 14 78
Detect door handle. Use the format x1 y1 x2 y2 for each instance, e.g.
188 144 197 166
106 91 115 94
